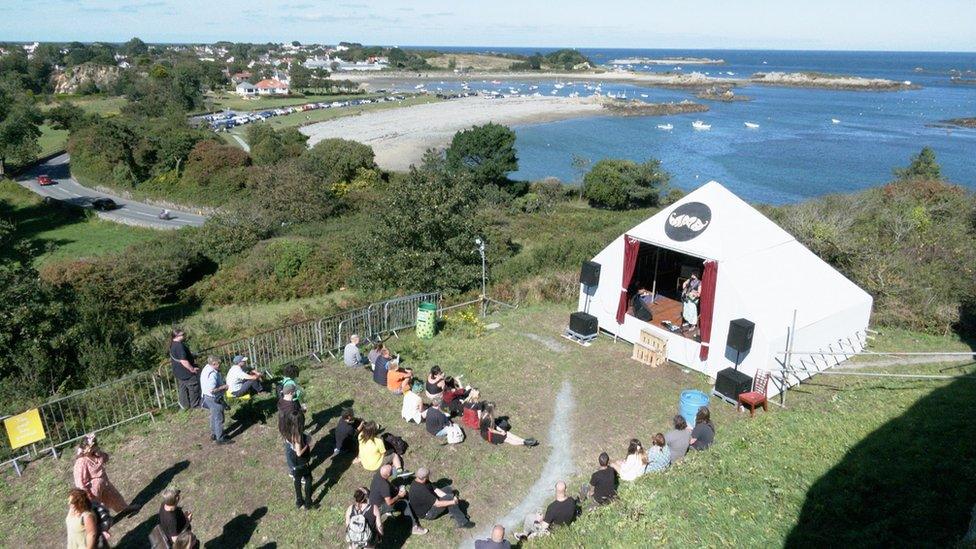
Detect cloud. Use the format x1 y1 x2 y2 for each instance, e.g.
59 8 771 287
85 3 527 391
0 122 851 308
423 11 456 17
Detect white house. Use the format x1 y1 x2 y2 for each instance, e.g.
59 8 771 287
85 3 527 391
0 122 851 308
235 81 257 97
254 78 289 95
578 181 872 396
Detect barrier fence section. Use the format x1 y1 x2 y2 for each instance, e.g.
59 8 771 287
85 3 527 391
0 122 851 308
1 292 443 474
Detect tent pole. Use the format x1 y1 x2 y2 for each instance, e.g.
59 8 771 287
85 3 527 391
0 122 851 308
650 248 660 302
782 309 797 407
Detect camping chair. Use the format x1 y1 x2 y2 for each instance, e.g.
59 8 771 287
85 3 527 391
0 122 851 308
737 370 770 417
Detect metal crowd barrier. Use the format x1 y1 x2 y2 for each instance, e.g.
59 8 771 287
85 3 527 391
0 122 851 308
1 291 441 475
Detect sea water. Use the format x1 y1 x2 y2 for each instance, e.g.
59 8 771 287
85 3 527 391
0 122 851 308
411 48 976 204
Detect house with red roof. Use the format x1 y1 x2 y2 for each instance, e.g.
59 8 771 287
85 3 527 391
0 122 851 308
254 78 290 95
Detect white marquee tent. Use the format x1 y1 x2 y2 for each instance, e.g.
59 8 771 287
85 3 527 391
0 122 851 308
578 181 873 396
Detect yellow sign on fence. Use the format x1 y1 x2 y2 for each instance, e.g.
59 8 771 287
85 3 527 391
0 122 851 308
4 409 46 449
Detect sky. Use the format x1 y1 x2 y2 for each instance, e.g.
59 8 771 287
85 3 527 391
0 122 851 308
1 0 974 52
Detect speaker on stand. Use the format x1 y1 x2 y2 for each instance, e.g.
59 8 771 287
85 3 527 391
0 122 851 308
579 261 601 315
727 318 755 369
566 261 601 345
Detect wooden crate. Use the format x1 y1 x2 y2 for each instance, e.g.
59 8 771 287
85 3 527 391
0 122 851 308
632 329 667 368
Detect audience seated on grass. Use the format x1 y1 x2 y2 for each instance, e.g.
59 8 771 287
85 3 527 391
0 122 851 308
461 389 484 429
690 407 716 451
521 481 578 538
475 524 512 549
582 452 618 506
226 355 268 398
612 438 649 482
664 415 691 462
156 488 197 549
441 377 471 416
386 363 413 394
401 381 424 425
356 421 404 473
408 467 475 529
333 408 362 457
367 342 384 366
422 404 454 438
345 486 382 549
645 433 671 473
368 464 427 536
372 348 396 387
425 365 446 399
479 402 538 447
344 334 370 368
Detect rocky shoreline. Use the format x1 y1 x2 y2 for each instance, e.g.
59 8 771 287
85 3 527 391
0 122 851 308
929 117 976 129
603 99 709 116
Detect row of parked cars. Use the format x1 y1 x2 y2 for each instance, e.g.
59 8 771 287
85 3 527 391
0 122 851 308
204 95 409 131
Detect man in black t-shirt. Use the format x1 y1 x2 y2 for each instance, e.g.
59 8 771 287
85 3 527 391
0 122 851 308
583 452 618 505
422 406 453 437
169 329 201 409
369 465 427 535
408 467 474 528
332 408 360 456
520 481 578 538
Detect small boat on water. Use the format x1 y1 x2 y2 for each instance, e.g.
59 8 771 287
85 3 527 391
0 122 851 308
414 84 424 89
640 93 649 98
831 118 841 124
744 122 760 129
657 124 673 131
692 120 711 131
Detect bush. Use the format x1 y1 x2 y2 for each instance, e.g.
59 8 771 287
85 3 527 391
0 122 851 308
441 308 486 339
582 158 669 210
445 123 519 192
301 138 376 188
247 124 307 166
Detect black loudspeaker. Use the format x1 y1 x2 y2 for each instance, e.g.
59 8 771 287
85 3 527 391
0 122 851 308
714 367 753 402
728 318 755 354
569 312 598 337
580 261 601 286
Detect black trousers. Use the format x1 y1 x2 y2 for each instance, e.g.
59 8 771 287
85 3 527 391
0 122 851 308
292 462 312 505
380 499 420 527
177 377 201 409
424 490 469 526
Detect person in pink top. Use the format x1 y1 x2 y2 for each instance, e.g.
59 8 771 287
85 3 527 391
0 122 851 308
73 434 130 515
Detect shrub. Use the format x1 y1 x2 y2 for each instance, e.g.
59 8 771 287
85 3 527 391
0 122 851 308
894 146 942 182
441 308 486 339
247 124 308 166
445 123 519 192
301 138 376 188
582 158 669 210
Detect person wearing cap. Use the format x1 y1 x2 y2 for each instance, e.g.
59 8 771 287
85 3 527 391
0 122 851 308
226 355 267 398
408 467 474 529
344 334 369 368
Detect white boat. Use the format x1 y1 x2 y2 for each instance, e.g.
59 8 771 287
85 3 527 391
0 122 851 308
553 83 565 89
640 93 649 98
414 84 424 89
657 124 673 130
744 122 760 129
692 120 711 130
831 118 841 124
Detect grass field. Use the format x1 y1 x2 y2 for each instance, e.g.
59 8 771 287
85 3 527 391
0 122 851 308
38 95 128 116
1 301 971 548
209 92 377 112
0 180 155 266
37 125 69 157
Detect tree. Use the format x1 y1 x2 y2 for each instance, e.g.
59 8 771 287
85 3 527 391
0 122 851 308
445 123 519 190
289 65 312 89
124 37 148 56
582 158 670 210
571 154 591 200
243 159 337 225
0 82 42 176
247 125 308 166
46 102 91 131
352 153 496 294
301 138 375 188
894 146 942 181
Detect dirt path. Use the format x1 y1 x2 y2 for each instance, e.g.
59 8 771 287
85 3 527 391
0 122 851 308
461 380 576 546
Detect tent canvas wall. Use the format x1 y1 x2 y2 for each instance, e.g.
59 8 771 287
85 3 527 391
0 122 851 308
578 181 873 396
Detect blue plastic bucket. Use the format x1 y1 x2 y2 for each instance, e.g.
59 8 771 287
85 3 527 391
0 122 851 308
679 389 710 427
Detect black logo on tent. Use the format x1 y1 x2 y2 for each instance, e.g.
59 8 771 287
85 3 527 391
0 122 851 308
665 202 711 241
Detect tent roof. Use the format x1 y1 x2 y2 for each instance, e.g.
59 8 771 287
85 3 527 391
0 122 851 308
628 181 795 261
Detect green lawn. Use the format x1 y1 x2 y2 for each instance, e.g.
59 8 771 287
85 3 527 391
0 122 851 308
209 92 380 112
38 95 127 116
37 125 69 157
0 180 155 266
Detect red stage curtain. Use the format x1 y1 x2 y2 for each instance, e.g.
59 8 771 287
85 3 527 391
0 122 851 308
698 260 718 360
616 235 640 324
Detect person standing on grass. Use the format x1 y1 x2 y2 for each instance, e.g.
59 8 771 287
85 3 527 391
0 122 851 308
73 434 131 516
283 410 316 510
168 329 201 410
200 356 233 445
66 488 104 549
581 452 617 505
280 364 306 407
475 525 512 549
344 334 369 368
520 481 578 538
645 433 671 473
690 407 716 451
345 487 382 548
664 415 691 462
368 465 427 536
158 488 197 548
407 467 475 529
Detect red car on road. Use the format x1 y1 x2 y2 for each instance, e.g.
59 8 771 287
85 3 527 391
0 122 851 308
37 174 54 185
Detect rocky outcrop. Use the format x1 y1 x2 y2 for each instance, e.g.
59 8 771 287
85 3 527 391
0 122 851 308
51 63 121 94
603 99 708 116
749 71 917 91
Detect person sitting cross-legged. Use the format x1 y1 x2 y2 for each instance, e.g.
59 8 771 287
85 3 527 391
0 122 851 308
664 415 691 463
580 452 617 506
520 481 578 538
425 366 446 400
612 438 648 482
368 464 427 536
344 334 370 368
401 381 424 425
386 363 413 395
226 355 268 398
372 348 396 387
441 377 471 416
355 421 404 474
408 467 475 529
690 407 716 451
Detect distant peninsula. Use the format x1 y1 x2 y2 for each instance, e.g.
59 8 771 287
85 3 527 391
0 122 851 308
932 117 976 129
609 57 725 65
603 99 708 116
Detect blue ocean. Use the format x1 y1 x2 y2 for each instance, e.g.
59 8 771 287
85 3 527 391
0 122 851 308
410 48 976 204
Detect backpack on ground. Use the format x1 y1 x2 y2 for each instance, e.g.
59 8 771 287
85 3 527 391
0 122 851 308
446 424 465 444
382 432 408 456
346 505 373 547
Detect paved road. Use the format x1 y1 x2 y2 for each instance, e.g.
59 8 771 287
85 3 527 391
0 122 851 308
16 153 207 229
231 134 250 152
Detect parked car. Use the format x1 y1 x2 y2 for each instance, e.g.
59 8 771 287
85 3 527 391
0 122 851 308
37 174 54 185
91 198 119 211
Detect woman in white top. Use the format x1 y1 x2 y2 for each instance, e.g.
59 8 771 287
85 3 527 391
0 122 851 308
612 439 649 482
401 381 424 424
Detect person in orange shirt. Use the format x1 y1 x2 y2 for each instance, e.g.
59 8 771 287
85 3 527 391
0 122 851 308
386 363 413 395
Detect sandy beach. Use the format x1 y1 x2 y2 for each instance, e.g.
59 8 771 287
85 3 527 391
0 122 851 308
300 95 606 170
